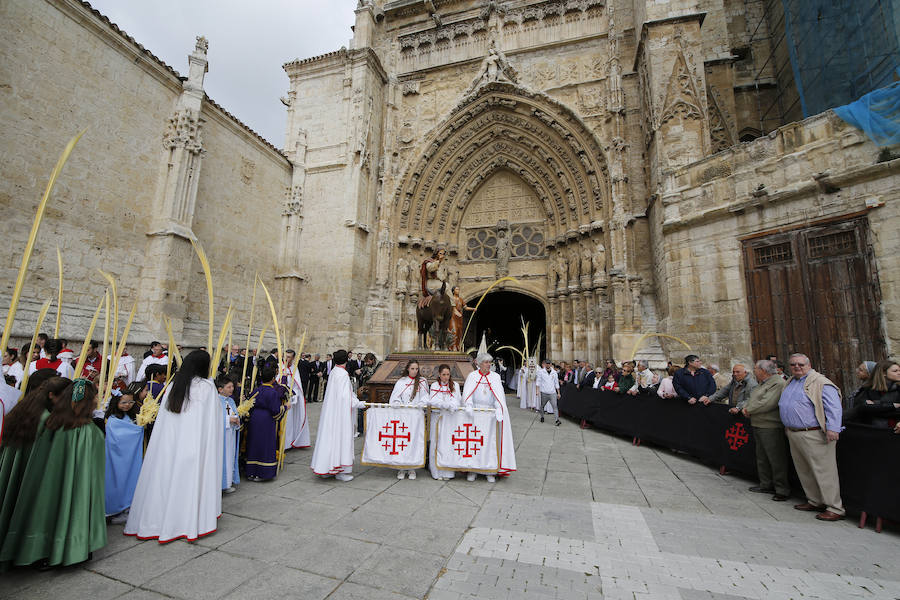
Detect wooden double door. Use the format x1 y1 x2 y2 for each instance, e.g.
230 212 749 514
742 216 886 398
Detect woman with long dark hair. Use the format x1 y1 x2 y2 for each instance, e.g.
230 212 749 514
0 375 70 550
124 350 223 543
849 360 900 430
388 360 429 480
428 364 460 480
0 378 106 568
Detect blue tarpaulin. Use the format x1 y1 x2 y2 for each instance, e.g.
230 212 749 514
834 71 900 147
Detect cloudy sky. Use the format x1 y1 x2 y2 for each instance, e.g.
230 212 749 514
88 0 358 147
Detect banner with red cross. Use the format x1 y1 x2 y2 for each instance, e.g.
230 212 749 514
361 406 426 469
434 409 500 473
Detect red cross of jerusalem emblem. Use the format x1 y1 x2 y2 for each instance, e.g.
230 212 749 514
452 423 484 458
379 420 411 455
725 422 749 451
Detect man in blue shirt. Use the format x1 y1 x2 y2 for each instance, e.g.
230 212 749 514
779 353 844 521
672 355 716 404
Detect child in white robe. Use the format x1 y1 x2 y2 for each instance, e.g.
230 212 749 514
217 376 240 493
388 360 429 480
428 364 460 480
310 350 365 482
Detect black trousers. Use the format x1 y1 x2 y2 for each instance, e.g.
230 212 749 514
306 377 319 402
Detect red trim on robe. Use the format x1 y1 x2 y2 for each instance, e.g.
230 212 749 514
124 513 222 544
464 371 515 475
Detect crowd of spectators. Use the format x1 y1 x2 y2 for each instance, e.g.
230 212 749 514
548 352 899 523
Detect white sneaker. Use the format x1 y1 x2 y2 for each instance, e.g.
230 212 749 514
467 472 476 482
408 470 416 480
336 473 354 482
397 470 406 479
486 475 496 483
110 510 129 524
354 432 361 438
223 486 236 494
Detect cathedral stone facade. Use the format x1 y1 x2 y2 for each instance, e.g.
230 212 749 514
2 0 898 394
283 0 899 390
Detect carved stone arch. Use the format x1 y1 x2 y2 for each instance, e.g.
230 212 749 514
393 81 610 246
446 153 561 238
463 283 548 309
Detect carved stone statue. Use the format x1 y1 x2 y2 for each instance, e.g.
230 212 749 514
472 40 518 87
580 244 593 281
495 221 510 277
631 280 643 323
418 248 449 308
592 243 606 276
567 246 580 284
556 250 568 289
485 47 500 81
395 256 410 293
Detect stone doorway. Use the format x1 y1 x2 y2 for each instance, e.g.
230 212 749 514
464 290 546 368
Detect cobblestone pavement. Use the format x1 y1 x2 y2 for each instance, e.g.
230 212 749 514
2 397 898 599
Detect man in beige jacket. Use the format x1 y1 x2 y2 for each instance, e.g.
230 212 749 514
742 360 788 500
778 353 844 521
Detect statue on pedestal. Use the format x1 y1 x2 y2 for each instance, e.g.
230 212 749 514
416 248 453 350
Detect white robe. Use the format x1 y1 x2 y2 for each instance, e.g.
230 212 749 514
0 379 21 446
462 369 516 476
136 354 168 382
222 397 239 490
310 366 362 476
124 377 223 543
282 364 310 449
519 370 539 410
3 361 24 389
114 353 136 385
389 376 428 406
428 381 460 480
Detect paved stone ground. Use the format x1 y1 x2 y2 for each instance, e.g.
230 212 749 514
2 397 898 599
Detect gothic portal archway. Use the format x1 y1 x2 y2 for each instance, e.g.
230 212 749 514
464 290 546 369
388 81 612 360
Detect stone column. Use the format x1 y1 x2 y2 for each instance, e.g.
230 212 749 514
548 293 562 360
584 289 598 366
398 292 417 351
610 274 626 333
594 285 610 360
572 292 586 360
628 275 643 332
560 293 573 360
140 37 208 338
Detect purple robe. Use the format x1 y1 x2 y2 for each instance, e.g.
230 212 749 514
244 383 285 480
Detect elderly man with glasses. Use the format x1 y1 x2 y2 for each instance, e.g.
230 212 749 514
779 353 844 521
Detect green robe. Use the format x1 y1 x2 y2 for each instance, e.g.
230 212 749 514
0 411 50 546
0 421 106 567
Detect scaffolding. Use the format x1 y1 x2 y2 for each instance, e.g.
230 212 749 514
746 0 900 131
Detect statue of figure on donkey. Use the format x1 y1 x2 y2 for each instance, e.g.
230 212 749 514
416 248 453 350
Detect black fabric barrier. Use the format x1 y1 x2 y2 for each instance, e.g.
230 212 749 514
559 384 757 477
560 383 900 521
837 424 900 521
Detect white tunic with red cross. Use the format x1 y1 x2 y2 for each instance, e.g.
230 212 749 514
462 369 516 476
428 380 461 479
